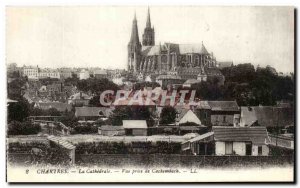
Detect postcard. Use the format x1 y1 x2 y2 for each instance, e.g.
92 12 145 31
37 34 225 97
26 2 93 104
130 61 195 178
6 6 295 183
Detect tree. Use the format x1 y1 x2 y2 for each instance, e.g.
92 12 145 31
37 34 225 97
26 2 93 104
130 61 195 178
60 110 78 128
71 124 98 134
7 98 30 122
191 81 223 100
133 81 160 90
77 78 119 95
7 77 27 100
159 106 177 125
109 106 133 126
108 106 152 126
8 121 41 135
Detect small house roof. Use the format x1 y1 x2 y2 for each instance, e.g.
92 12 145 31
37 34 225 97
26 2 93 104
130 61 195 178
122 120 147 129
213 127 269 145
37 102 72 112
75 107 112 117
94 69 107 75
207 101 239 112
197 101 211 109
69 92 91 100
183 79 201 85
175 108 190 122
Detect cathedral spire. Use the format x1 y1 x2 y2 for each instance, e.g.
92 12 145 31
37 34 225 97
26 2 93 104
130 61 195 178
146 7 151 28
142 7 155 46
129 11 140 45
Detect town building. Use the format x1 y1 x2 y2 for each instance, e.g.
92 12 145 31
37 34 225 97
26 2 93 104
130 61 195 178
207 101 240 126
68 92 92 106
194 101 240 127
213 127 270 156
79 69 90 80
75 107 112 121
93 69 108 79
38 69 60 79
59 68 73 79
155 74 183 89
34 102 72 112
176 109 202 126
22 65 39 79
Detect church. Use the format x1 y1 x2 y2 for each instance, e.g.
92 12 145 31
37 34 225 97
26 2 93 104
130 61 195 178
127 8 224 85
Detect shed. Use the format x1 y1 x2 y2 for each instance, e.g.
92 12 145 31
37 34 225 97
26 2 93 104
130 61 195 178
99 125 125 136
213 127 270 156
122 120 148 136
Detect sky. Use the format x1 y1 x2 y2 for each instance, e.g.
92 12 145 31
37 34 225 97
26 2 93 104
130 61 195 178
6 6 294 73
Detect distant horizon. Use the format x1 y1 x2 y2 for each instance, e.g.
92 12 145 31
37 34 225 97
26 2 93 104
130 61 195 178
6 6 294 73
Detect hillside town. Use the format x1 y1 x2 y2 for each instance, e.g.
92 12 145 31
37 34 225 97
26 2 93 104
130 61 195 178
7 8 294 167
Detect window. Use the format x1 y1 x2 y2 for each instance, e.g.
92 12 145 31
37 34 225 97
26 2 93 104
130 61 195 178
258 146 262 155
225 142 233 155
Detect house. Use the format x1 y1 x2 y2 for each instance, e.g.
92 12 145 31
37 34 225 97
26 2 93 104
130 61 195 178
59 68 73 79
182 127 270 156
194 101 212 126
79 69 90 80
94 69 108 79
35 102 72 112
68 92 92 106
213 127 270 156
23 65 39 79
207 101 240 126
176 109 201 125
156 74 183 89
122 120 148 136
75 107 112 121
38 69 60 79
98 125 125 136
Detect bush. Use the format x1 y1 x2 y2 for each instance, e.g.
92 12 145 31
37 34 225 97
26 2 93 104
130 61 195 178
8 121 41 135
74 141 182 154
8 142 49 153
71 124 98 134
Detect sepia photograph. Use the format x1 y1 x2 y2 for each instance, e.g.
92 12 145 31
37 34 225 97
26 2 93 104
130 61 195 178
5 6 295 183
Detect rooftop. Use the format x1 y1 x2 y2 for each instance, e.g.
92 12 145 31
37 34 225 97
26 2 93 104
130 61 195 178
212 127 270 145
122 120 148 129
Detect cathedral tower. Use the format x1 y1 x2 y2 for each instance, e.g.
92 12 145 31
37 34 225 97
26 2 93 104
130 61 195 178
128 12 142 72
142 8 155 46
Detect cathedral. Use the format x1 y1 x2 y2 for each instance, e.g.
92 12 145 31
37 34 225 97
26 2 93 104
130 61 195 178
127 8 224 84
